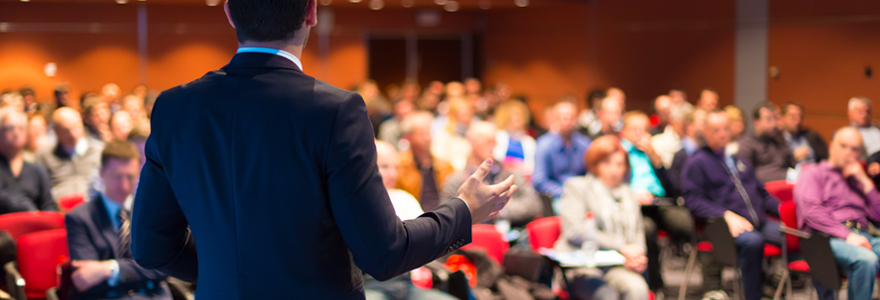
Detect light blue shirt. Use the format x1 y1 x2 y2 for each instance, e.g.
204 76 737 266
237 47 304 71
682 136 699 156
621 139 666 197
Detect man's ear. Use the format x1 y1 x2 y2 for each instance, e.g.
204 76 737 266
224 1 236 29
305 0 318 27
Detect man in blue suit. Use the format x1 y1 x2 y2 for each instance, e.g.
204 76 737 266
130 0 517 299
66 141 170 300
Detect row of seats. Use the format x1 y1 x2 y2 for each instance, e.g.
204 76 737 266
0 211 68 300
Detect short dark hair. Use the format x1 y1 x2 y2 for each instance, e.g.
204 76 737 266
101 140 141 167
586 89 606 106
751 101 777 120
227 0 310 43
781 102 802 116
18 87 34 97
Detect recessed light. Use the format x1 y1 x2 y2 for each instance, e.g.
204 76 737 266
444 0 458 12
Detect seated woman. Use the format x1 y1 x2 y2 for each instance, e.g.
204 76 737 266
554 135 649 300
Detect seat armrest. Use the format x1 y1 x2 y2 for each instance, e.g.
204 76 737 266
45 287 59 300
779 225 810 239
4 262 24 300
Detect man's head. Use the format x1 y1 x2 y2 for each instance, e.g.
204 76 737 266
553 100 578 136
82 96 110 129
828 127 864 168
445 82 465 98
621 111 650 143
751 102 779 137
669 89 686 106
606 87 626 104
224 0 318 45
598 97 623 132
111 111 134 141
400 111 433 153
18 87 35 107
0 93 24 112
848 97 872 127
101 83 120 104
780 103 804 134
26 115 47 153
54 84 71 108
698 89 718 111
464 78 481 96
654 95 672 124
703 110 731 151
123 95 145 121
100 140 141 203
375 140 400 190
128 120 151 170
393 100 414 120
724 105 744 139
668 104 692 138
0 108 28 157
586 89 606 110
682 108 706 141
466 122 497 163
52 107 85 150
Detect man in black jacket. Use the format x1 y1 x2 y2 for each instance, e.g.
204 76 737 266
0 108 57 214
130 1 516 299
780 103 828 165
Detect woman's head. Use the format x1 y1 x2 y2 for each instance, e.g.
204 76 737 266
585 135 630 188
494 100 531 132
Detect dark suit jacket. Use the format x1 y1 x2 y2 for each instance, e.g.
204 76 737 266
65 196 170 300
668 148 690 199
131 52 473 299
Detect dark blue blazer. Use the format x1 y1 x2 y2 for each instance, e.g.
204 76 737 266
65 195 170 300
131 52 473 299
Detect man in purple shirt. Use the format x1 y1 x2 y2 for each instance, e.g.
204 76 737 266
794 127 880 300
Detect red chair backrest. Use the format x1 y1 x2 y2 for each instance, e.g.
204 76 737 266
58 194 86 212
765 180 794 202
0 212 65 240
526 216 561 252
461 224 509 265
779 201 800 252
17 229 69 298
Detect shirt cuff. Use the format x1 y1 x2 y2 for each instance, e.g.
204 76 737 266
107 260 120 287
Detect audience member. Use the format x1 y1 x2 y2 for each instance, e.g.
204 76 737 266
697 89 718 111
0 108 57 214
668 88 693 111
794 127 880 300
585 96 623 140
431 98 474 171
36 107 103 200
619 111 691 293
848 97 880 157
441 122 541 227
780 103 828 165
606 87 626 132
533 100 591 200
396 111 455 212
724 105 745 156
122 95 146 122
493 100 536 176
683 110 781 300
650 95 673 136
737 102 794 183
18 87 38 113
651 96 690 169
378 100 415 150
555 135 649 300
668 109 706 194
128 120 150 170
101 83 121 112
110 111 134 142
359 80 392 135
24 114 48 162
82 96 112 144
578 89 607 135
55 84 74 109
65 140 171 299
0 92 24 112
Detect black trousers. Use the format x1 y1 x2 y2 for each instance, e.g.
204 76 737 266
642 205 695 292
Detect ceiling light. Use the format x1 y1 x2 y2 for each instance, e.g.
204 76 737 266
401 0 414 8
206 0 221 6
434 0 447 5
444 0 458 12
320 0 332 5
116 0 128 4
369 0 383 10
515 0 528 7
20 0 29 2
349 0 362 3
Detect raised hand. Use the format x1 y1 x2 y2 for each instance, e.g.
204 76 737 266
456 159 518 224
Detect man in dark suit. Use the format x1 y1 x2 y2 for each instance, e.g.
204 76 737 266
66 140 170 300
130 1 516 299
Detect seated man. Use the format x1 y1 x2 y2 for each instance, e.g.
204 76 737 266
795 127 880 300
534 101 591 201
440 122 541 227
683 110 781 300
0 108 57 214
737 102 794 183
668 109 706 194
65 140 170 299
780 103 827 165
368 140 456 300
620 111 693 294
36 107 103 200
396 111 455 212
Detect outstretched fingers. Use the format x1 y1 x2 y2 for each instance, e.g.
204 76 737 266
488 175 515 196
470 158 494 182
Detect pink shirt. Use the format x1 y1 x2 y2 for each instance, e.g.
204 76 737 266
794 161 880 239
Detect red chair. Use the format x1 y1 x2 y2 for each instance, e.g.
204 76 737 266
525 216 561 252
57 194 86 212
6 229 69 299
765 181 795 202
460 224 509 265
0 212 65 240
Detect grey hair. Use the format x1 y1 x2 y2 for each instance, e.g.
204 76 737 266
0 107 26 129
399 111 434 135
848 96 872 111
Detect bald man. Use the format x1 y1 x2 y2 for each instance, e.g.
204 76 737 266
795 127 880 300
35 107 103 200
0 108 57 214
442 122 541 227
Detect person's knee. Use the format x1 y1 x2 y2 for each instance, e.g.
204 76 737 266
736 231 765 251
850 249 880 271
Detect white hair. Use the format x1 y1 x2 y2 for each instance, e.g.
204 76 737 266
399 111 433 135
848 96 872 111
0 107 26 129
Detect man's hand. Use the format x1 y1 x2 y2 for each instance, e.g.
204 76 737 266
71 260 114 292
456 159 517 224
843 162 876 194
793 146 809 161
620 244 647 273
635 137 662 168
846 232 873 251
724 211 753 238
634 191 655 205
868 162 880 177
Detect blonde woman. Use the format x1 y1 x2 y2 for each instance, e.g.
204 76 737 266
493 100 537 176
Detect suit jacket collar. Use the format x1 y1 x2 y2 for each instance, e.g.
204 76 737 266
222 52 303 73
89 194 122 259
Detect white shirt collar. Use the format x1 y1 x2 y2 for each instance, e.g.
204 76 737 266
73 138 89 156
236 47 303 71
